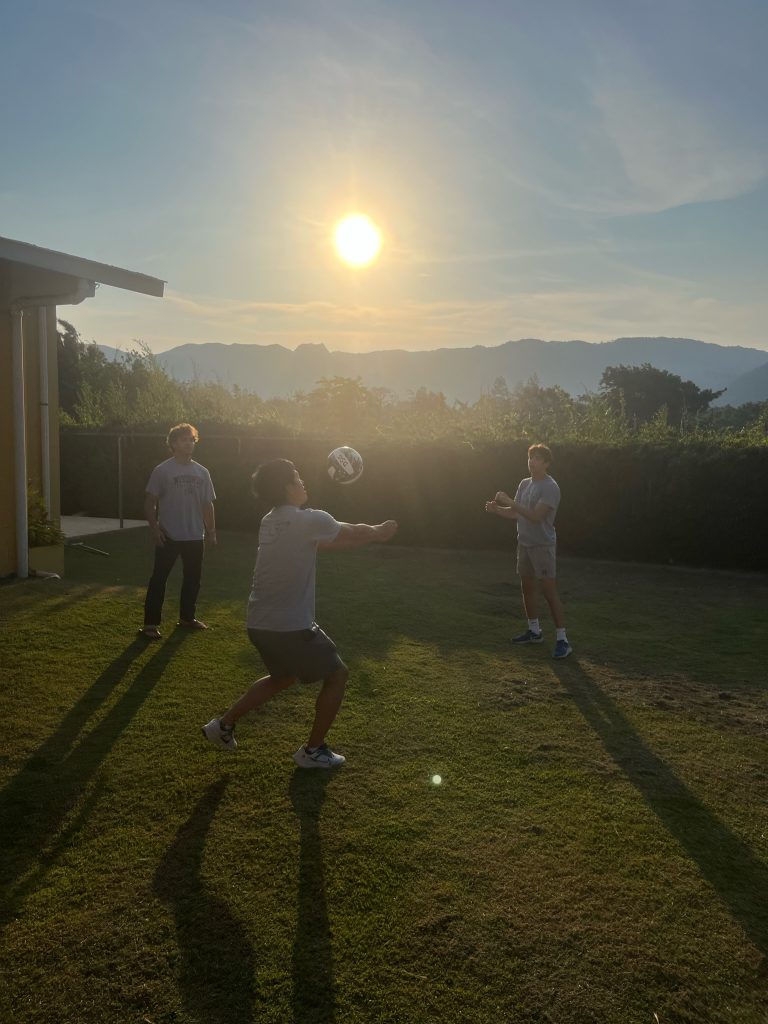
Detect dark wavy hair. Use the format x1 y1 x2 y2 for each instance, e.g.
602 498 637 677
251 459 297 509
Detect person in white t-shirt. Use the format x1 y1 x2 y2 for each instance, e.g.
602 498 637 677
485 443 572 659
203 458 397 768
141 423 216 640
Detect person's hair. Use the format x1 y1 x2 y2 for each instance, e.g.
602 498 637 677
167 423 199 449
527 443 552 464
252 459 297 509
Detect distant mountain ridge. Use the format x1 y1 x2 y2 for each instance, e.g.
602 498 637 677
98 336 768 406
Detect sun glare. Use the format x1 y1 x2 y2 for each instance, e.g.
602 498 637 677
334 214 382 268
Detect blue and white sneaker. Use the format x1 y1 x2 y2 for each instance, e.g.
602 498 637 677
552 639 573 660
510 629 544 644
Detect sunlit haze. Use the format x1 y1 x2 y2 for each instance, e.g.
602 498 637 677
2 1 767 355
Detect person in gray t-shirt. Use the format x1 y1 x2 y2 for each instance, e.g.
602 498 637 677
203 458 398 768
141 423 216 639
485 443 572 659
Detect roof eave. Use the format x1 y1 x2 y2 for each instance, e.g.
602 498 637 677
0 236 165 297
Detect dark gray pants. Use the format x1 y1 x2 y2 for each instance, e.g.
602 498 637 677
143 539 204 625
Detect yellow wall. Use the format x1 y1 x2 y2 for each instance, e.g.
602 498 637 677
0 305 62 578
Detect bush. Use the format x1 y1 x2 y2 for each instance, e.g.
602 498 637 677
28 489 65 547
60 431 768 571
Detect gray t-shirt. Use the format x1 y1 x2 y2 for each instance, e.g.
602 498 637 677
246 506 342 631
145 458 216 542
514 475 560 547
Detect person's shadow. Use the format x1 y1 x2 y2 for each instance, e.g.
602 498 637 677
553 658 768 961
153 778 255 1024
0 632 188 928
289 768 337 1024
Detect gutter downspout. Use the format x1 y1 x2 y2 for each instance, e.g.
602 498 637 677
11 280 95 579
38 306 51 515
10 305 28 579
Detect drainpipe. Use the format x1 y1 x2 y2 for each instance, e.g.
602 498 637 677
38 306 51 515
11 305 28 579
11 280 95 579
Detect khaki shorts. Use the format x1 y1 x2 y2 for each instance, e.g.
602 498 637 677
516 544 557 580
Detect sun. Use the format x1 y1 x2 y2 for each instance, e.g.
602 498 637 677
334 214 382 268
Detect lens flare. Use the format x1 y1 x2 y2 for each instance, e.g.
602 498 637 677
431 774 442 786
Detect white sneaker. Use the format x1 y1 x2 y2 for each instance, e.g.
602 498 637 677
202 718 237 752
292 744 345 769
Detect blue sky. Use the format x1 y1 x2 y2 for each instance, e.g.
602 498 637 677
2 0 767 353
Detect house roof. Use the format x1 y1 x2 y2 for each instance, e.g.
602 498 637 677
0 235 165 297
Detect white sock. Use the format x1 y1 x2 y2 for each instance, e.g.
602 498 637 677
527 619 541 634
556 627 568 642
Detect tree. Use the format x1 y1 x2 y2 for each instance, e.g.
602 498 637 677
57 319 111 419
295 376 390 436
599 363 725 427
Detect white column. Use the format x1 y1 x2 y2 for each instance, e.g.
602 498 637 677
11 306 29 579
39 306 52 516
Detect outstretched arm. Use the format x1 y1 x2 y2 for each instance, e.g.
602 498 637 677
318 520 398 550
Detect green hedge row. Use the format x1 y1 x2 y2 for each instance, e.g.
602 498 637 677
60 431 768 571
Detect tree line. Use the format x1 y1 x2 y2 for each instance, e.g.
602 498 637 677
57 320 768 446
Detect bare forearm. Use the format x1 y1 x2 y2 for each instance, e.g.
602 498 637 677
485 500 517 519
511 501 546 523
203 503 216 533
321 520 398 550
339 523 382 547
144 495 159 527
145 495 165 545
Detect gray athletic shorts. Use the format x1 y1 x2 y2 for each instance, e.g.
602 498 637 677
516 544 557 580
247 624 345 684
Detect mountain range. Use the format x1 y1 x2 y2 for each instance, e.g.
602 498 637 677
99 336 768 406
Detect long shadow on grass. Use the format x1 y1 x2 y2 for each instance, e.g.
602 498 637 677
153 778 254 1024
0 631 188 926
554 660 768 958
289 768 337 1024
0 582 102 624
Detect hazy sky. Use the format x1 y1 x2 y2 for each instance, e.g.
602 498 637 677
2 0 767 353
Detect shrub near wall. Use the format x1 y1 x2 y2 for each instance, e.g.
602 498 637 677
60 431 768 570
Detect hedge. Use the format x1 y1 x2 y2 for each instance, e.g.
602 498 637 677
60 431 768 571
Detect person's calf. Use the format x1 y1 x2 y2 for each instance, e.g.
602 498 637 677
539 580 565 630
306 667 348 748
221 674 296 727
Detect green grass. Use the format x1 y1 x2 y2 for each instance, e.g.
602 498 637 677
1 530 767 1024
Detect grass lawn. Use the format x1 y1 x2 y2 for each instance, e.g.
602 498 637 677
1 528 767 1024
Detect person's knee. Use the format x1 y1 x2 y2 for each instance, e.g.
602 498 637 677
327 663 349 687
268 675 297 692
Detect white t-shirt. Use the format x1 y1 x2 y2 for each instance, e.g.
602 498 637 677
145 458 216 541
514 475 560 547
246 506 342 631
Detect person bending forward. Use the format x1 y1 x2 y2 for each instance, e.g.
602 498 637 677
203 459 397 768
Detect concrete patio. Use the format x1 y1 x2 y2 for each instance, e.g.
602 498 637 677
61 516 146 538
